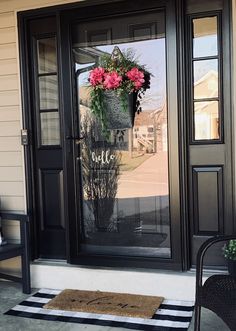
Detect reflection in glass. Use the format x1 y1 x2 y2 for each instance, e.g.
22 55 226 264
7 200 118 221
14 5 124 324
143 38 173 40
73 14 170 258
39 75 58 110
194 101 219 140
194 59 218 99
40 112 60 145
37 37 57 74
193 17 218 58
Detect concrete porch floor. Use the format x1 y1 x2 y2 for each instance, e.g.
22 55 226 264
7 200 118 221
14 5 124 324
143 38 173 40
0 281 230 331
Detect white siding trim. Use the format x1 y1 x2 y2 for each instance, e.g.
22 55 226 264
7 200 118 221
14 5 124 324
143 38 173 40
0 137 21 152
0 43 17 60
0 11 15 28
0 121 20 136
0 75 18 91
0 151 22 166
0 27 16 44
14 10 26 212
0 166 23 181
0 106 21 121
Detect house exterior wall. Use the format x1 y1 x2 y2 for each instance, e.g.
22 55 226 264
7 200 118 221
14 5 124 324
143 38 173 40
0 9 24 213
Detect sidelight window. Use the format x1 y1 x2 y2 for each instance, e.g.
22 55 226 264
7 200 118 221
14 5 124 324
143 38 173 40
191 15 221 142
36 37 61 146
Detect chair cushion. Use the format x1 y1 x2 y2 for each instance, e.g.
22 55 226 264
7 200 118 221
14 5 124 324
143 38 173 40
200 274 236 330
0 243 23 261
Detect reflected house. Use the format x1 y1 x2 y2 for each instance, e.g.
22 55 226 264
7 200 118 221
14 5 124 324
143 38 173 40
133 103 167 153
79 86 91 114
194 70 219 139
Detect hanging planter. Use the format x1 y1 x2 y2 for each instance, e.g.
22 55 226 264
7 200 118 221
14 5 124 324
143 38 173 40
88 46 151 134
103 90 136 130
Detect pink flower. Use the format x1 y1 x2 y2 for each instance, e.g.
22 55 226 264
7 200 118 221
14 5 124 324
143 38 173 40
103 71 122 89
126 67 145 90
89 67 105 86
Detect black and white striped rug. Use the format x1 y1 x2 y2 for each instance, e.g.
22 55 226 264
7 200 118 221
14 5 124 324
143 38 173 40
5 289 194 331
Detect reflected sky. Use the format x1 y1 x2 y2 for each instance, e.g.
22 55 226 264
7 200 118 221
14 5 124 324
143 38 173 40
194 59 218 83
193 35 218 58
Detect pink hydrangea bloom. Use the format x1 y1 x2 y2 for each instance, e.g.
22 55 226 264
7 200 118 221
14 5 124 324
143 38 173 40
89 67 105 86
126 67 145 90
103 72 122 89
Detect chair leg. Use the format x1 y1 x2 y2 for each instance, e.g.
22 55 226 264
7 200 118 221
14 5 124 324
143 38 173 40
21 253 31 294
194 304 201 331
20 218 31 294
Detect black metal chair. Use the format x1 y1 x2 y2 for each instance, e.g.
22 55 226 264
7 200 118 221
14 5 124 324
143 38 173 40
194 235 236 331
0 212 31 294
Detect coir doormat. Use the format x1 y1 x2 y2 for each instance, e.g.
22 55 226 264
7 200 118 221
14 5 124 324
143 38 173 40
43 289 163 319
5 289 194 331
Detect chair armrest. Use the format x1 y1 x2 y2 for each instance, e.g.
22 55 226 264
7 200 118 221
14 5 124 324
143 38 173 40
0 212 29 246
0 211 31 294
196 235 236 291
0 212 29 223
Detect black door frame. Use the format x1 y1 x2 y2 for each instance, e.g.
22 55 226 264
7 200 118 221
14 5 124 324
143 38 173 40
18 0 189 270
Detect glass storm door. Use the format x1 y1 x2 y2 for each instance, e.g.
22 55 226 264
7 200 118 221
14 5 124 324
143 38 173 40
71 3 181 267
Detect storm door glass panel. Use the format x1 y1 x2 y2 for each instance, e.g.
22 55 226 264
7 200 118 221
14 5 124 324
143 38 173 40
72 11 171 258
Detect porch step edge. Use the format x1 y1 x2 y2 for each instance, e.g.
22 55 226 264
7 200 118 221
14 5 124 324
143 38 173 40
31 264 196 301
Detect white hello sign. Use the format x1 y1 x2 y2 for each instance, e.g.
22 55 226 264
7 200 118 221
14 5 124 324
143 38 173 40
91 150 116 165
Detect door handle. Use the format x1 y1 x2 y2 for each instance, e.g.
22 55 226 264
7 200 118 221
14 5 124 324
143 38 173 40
66 135 84 144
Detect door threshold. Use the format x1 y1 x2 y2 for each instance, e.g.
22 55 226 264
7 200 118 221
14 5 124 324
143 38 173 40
33 258 67 266
32 259 191 275
189 267 227 276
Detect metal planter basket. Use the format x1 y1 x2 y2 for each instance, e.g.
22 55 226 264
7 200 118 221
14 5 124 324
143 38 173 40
103 91 136 130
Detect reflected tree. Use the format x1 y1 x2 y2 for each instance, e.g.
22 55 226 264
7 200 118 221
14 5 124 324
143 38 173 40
81 114 121 233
